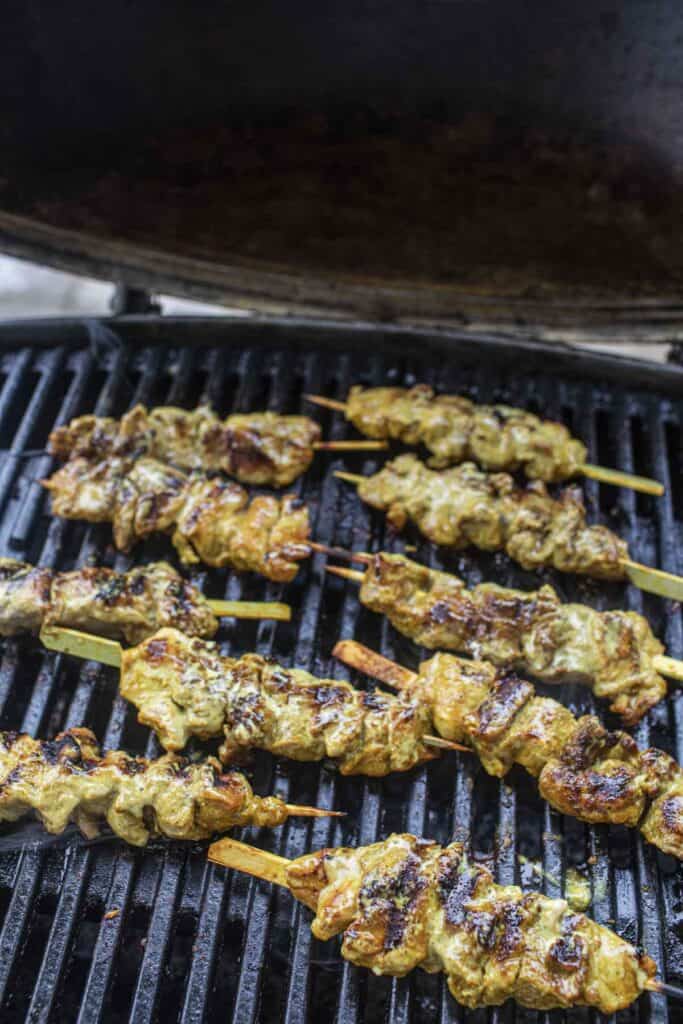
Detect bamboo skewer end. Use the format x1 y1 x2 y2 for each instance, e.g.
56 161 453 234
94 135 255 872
208 599 291 622
40 625 122 667
333 639 419 690
284 805 345 818
208 837 291 887
620 559 683 602
645 979 683 1000
308 541 372 564
303 395 348 413
423 735 471 754
313 440 387 452
326 565 366 584
333 471 365 486
581 463 664 496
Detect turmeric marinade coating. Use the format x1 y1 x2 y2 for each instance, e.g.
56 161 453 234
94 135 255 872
120 628 436 776
120 629 683 858
49 403 322 488
356 552 665 724
355 454 627 579
286 833 655 1013
0 728 295 846
0 557 217 645
42 455 310 582
345 384 587 482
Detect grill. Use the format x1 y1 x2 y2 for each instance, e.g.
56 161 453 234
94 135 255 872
0 315 680 1024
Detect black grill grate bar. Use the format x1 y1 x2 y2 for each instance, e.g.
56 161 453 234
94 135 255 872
129 848 186 1023
76 854 138 1024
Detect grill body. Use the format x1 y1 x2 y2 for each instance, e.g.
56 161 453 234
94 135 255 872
0 315 680 1024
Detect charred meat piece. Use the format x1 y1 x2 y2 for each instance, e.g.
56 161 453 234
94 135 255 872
117 628 683 857
0 558 217 645
49 404 322 487
356 454 627 579
357 552 665 724
120 628 436 776
286 833 655 1012
345 384 586 482
416 652 683 858
42 455 310 582
0 728 294 846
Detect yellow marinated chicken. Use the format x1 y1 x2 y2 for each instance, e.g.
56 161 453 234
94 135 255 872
49 404 322 488
119 628 435 775
0 728 296 846
42 455 310 582
117 629 683 858
285 833 656 1013
355 551 666 724
344 384 587 482
354 454 628 579
0 558 217 644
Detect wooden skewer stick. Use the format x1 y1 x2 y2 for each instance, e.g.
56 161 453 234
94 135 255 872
209 836 291 886
207 837 682 1002
41 625 123 666
303 395 348 413
581 463 664 497
332 639 469 755
325 557 683 684
646 979 683 1000
312 440 387 452
284 805 345 818
208 600 291 622
333 472 683 602
308 541 372 564
326 566 366 584
309 396 665 496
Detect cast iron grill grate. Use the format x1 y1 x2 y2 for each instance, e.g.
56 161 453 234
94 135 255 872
0 318 679 1024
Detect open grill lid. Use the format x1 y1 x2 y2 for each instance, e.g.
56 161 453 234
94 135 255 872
3 2 683 339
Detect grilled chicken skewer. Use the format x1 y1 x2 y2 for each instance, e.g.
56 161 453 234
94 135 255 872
334 456 683 600
334 640 683 860
0 558 289 644
48 404 386 488
209 833 666 1013
42 454 310 582
40 624 683 859
40 625 465 774
0 728 339 847
306 386 663 495
314 545 683 724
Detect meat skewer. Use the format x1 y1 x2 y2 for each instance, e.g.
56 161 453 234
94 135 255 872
42 454 310 582
333 455 683 600
48 404 387 488
334 639 683 860
312 544 683 724
208 833 671 1013
39 624 466 772
0 728 340 847
306 386 663 495
0 558 290 644
40 624 683 859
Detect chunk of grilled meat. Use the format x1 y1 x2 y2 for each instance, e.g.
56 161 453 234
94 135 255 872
412 653 683 858
42 455 310 582
356 454 627 579
356 552 665 724
119 628 683 856
0 558 217 645
119 628 436 776
286 834 655 1012
0 728 293 846
345 384 587 482
49 404 322 487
